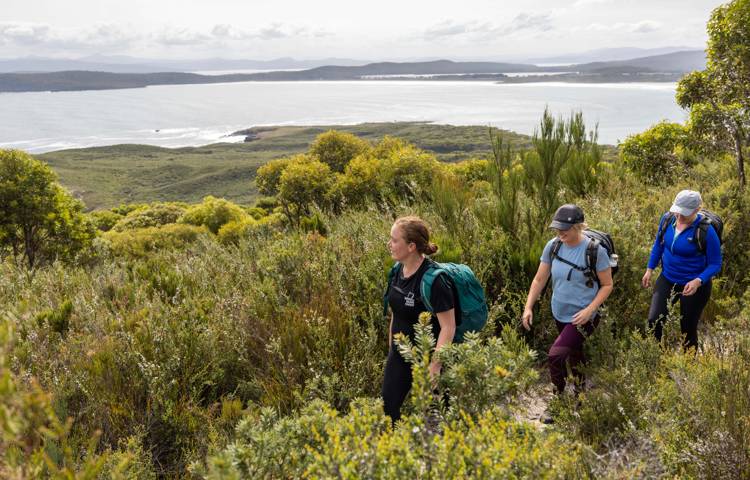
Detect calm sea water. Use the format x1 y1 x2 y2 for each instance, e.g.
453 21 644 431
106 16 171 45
0 80 685 153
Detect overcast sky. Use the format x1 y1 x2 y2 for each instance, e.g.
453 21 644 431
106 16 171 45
0 0 725 60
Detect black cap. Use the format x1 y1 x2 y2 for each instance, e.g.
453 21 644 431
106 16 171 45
549 204 584 230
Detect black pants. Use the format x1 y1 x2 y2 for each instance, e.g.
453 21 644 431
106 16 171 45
382 345 412 423
647 275 711 350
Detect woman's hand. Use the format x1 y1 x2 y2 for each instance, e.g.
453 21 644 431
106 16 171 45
429 360 442 383
572 306 594 326
641 269 653 288
682 278 702 296
522 308 533 331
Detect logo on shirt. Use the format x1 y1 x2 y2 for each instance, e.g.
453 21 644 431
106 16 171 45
405 292 415 307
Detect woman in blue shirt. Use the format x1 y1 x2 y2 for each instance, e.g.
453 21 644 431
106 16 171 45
523 204 613 420
642 190 722 350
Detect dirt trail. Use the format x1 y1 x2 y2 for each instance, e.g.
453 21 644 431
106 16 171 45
513 383 554 428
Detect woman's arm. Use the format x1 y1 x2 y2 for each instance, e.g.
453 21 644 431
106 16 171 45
388 313 393 347
522 261 552 330
699 225 722 284
644 215 668 288
430 309 456 378
685 225 722 295
572 267 613 325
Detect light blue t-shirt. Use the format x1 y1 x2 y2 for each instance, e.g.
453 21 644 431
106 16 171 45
540 237 611 323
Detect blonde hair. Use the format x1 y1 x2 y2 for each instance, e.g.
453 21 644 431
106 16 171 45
393 216 438 255
570 222 589 234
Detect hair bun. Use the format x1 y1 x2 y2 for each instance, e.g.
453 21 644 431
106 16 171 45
426 242 439 255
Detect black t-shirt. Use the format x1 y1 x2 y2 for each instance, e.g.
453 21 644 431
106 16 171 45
388 259 455 344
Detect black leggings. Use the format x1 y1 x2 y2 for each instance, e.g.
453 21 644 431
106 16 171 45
382 345 412 423
647 274 711 350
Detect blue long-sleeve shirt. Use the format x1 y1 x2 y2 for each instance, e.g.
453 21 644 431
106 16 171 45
647 213 722 285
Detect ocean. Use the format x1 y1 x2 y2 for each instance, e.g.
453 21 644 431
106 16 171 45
0 80 685 153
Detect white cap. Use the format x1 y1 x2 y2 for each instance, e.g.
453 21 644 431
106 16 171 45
669 190 702 216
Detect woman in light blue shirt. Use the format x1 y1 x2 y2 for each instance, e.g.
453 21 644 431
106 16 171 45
522 204 613 421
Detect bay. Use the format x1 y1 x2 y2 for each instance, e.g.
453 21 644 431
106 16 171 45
0 80 685 153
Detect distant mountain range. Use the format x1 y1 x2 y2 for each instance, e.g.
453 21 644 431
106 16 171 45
0 50 706 93
0 55 368 74
522 46 702 65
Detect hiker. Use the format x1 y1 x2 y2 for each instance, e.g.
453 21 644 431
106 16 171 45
382 216 456 423
522 204 613 419
642 190 722 350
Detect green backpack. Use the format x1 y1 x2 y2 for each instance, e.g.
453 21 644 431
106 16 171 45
383 260 488 343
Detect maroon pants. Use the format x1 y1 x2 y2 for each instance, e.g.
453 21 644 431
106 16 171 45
548 315 599 394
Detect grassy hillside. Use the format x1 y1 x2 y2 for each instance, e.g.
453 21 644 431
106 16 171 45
38 122 539 209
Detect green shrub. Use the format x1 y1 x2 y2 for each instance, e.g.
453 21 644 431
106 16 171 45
277 159 332 224
112 203 187 232
619 121 693 184
310 130 371 173
104 224 208 257
254 156 296 196
88 210 123 232
0 149 96 269
178 196 248 234
217 217 257 245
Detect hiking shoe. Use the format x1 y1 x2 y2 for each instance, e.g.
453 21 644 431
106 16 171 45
540 408 554 425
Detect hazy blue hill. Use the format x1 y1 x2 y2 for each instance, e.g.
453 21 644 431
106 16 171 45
528 46 700 64
0 51 705 92
0 55 369 74
575 50 706 73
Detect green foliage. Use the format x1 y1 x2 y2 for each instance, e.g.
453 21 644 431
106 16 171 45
216 217 257 245
1 315 109 478
620 121 693 184
34 299 74 337
112 202 187 232
202 314 584 479
88 210 123 232
329 153 385 210
438 327 539 419
179 196 248 234
309 130 371 173
277 159 332 224
430 173 475 253
380 144 439 202
675 0 750 188
0 149 95 269
254 156 295 196
447 158 491 185
104 223 208 258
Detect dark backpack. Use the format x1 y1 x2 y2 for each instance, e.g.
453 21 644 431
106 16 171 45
657 209 724 254
549 229 618 288
383 260 488 343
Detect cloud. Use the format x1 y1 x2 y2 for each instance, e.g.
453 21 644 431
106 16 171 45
0 21 332 53
630 20 660 33
0 22 52 45
573 0 612 7
0 22 138 51
156 28 210 46
582 20 662 34
423 13 554 42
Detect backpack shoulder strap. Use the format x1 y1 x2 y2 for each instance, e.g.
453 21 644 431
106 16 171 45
419 261 443 314
383 262 401 321
586 238 599 271
550 238 563 262
586 238 601 286
658 212 675 246
694 215 711 254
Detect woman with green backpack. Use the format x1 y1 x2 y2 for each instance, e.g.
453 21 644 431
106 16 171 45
522 204 614 422
381 216 456 423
